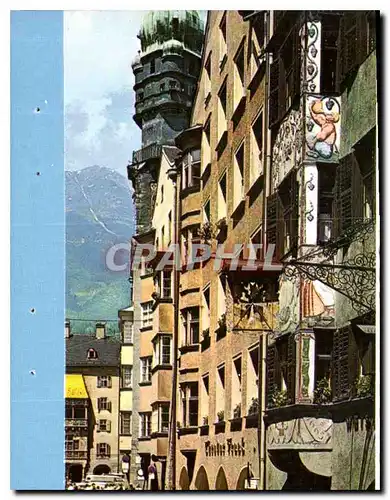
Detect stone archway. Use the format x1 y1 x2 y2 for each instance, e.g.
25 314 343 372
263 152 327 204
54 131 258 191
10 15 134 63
236 466 250 490
194 466 209 490
179 467 190 490
93 464 111 475
215 467 228 490
68 464 83 483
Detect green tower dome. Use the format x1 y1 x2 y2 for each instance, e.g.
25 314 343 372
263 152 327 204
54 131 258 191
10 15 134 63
138 11 204 54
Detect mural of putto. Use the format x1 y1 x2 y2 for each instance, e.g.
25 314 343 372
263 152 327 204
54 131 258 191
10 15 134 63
306 96 341 162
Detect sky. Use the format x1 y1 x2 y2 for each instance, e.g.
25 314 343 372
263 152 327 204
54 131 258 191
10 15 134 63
64 11 146 176
64 11 207 177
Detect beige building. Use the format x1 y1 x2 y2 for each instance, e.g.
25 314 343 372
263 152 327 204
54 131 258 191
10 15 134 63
65 322 121 481
173 10 277 490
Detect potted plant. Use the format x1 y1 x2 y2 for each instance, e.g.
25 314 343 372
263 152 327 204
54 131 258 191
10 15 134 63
268 385 289 408
313 377 332 404
202 327 210 339
198 222 214 243
202 416 208 426
217 410 225 423
233 403 241 419
216 217 228 241
356 374 373 398
248 397 259 415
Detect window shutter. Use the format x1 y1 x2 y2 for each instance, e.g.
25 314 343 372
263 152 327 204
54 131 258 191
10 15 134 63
266 193 278 247
97 398 101 411
107 420 111 433
107 376 112 388
97 377 101 388
351 152 364 225
336 154 353 234
332 326 351 401
269 59 280 127
286 333 296 404
290 176 299 257
96 444 100 455
276 193 284 260
107 444 111 458
108 401 112 413
266 343 278 406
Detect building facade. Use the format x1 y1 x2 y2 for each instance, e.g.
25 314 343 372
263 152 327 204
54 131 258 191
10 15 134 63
126 10 378 491
173 10 276 490
127 11 204 488
65 322 121 481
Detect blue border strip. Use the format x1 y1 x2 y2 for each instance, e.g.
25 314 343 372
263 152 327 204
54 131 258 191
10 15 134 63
11 11 65 490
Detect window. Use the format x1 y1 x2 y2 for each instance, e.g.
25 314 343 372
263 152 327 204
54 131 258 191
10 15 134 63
250 112 263 186
181 382 199 427
139 413 152 438
278 171 299 257
233 41 245 110
150 58 155 74
182 149 201 190
161 185 164 203
204 53 211 99
250 24 264 81
216 364 226 420
153 335 172 366
231 356 242 418
97 376 112 388
202 286 211 333
123 322 133 344
266 333 296 406
168 211 172 245
155 270 172 299
97 397 111 412
169 80 177 89
160 82 165 92
269 26 300 127
138 91 144 101
121 412 132 435
161 336 171 364
161 226 165 249
233 142 245 210
217 173 227 221
219 13 227 65
158 404 170 433
203 199 211 224
182 307 200 345
65 437 79 451
182 225 201 263
140 356 152 383
247 346 259 412
141 302 153 328
321 14 340 93
87 348 98 360
216 274 227 340
338 12 376 87
98 419 111 432
318 165 336 244
201 374 210 423
96 443 111 458
315 330 333 389
217 79 227 141
202 118 211 174
122 366 132 389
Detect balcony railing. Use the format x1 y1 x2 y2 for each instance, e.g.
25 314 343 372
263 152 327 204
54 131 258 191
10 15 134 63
132 143 162 164
66 450 88 460
65 418 88 428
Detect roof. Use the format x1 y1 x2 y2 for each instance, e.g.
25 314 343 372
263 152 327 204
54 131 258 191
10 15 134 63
66 335 121 368
163 146 181 164
65 374 88 399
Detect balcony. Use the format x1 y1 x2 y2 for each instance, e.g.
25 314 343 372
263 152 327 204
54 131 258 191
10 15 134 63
132 143 162 164
65 450 88 460
65 418 88 429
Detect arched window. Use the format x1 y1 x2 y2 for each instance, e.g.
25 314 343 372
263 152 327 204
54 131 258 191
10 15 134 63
87 348 98 360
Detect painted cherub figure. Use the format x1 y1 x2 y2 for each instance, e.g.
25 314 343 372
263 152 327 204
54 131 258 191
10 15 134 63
307 98 340 159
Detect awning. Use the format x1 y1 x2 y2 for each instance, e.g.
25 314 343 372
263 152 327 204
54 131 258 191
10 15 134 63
65 374 88 399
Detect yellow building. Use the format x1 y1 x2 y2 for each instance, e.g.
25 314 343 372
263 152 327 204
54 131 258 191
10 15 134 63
65 322 121 481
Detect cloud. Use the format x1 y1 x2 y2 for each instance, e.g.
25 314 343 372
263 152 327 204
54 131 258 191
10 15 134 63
64 11 145 174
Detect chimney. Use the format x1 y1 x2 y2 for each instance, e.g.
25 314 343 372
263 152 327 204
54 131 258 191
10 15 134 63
65 320 71 338
96 322 106 340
